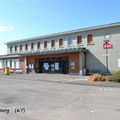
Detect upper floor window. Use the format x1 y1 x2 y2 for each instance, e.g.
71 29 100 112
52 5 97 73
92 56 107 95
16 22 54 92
20 45 22 51
31 43 34 50
68 36 74 46
77 36 82 44
10 46 12 52
59 38 63 47
51 40 55 48
87 34 93 44
15 45 17 52
25 44 28 50
37 42 41 49
44 41 47 48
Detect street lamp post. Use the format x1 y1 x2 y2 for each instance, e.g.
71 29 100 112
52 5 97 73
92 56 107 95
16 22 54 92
104 39 110 75
103 34 112 75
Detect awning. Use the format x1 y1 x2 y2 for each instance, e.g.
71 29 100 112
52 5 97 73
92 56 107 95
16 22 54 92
19 47 87 56
0 47 88 58
0 54 21 59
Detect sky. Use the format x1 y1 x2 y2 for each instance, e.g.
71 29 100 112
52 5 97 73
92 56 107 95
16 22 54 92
0 0 120 55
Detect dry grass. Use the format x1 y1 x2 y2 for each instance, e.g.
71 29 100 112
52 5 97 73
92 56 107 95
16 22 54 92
88 74 106 82
108 70 120 82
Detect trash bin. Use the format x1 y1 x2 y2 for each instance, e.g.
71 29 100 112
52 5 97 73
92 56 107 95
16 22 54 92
5 67 9 75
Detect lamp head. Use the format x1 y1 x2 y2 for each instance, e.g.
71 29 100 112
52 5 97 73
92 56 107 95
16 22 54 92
104 39 110 43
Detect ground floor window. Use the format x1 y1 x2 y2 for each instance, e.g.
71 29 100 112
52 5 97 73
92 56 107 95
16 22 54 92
0 60 4 68
7 60 10 67
16 59 20 68
0 59 20 69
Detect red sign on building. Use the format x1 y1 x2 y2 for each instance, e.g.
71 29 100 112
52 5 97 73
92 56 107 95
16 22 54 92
103 42 112 48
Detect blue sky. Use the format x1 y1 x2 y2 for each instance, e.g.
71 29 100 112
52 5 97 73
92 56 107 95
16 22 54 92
0 0 120 54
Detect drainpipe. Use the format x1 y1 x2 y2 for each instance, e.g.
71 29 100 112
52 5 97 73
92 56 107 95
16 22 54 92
24 56 27 74
84 52 87 70
83 48 87 75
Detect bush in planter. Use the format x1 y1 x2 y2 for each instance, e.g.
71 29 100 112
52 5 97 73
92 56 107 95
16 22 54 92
108 70 120 82
88 74 106 81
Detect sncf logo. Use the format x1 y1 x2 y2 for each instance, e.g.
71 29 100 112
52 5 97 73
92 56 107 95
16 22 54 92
103 42 112 48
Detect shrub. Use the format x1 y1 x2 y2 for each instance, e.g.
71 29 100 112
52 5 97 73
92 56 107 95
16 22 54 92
88 74 106 82
108 70 120 82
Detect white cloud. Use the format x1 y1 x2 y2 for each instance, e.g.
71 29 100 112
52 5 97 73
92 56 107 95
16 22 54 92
0 25 13 32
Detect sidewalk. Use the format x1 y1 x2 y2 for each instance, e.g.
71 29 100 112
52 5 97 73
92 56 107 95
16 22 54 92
0 73 120 88
0 73 88 81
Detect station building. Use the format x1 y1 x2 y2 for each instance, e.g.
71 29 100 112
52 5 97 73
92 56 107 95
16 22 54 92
0 22 120 75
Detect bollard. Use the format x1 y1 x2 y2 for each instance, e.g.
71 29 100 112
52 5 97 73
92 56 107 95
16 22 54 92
5 67 9 75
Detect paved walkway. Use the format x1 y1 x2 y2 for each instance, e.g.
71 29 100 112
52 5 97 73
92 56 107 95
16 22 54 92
0 73 88 80
0 73 120 88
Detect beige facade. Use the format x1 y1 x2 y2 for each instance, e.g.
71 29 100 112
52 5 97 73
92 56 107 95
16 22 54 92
0 22 120 75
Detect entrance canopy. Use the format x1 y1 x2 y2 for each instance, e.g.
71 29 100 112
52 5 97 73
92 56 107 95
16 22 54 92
0 54 21 59
19 47 87 57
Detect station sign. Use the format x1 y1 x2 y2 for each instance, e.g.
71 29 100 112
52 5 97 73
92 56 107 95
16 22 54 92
103 42 112 49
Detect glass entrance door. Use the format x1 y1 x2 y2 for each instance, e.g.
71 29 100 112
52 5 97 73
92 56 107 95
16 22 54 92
35 56 69 74
50 63 55 72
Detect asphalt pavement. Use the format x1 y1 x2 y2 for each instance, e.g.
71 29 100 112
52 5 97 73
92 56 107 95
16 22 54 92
0 74 119 120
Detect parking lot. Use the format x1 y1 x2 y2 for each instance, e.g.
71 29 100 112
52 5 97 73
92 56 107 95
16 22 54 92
0 74 120 120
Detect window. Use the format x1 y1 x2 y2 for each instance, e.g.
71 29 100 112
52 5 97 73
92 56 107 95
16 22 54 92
16 59 20 68
10 46 12 52
0 60 3 68
87 34 93 44
20 45 22 51
51 40 55 48
68 36 74 46
12 59 15 68
25 44 28 50
77 36 82 44
15 45 17 52
7 60 10 67
37 42 40 49
44 41 47 48
10 59 12 68
31 43 34 50
59 38 63 47
3 60 6 67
